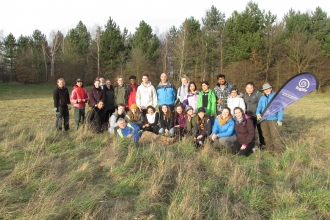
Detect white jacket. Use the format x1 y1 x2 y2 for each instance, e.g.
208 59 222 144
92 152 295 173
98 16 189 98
136 82 158 109
227 96 246 115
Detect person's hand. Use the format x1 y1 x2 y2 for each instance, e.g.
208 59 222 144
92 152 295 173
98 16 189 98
188 115 191 121
193 137 197 141
78 99 81 103
211 134 218 141
53 108 57 113
82 99 85 102
165 129 168 133
257 114 262 121
277 121 282 126
145 124 149 127
139 107 143 112
175 125 179 128
197 135 203 139
240 145 246 150
217 99 223 104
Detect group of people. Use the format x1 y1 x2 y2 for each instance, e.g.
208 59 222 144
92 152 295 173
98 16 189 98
53 73 284 156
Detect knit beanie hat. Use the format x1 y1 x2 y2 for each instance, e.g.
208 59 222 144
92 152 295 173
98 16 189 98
130 103 138 110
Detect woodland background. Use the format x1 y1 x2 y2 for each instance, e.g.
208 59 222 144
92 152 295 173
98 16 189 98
1 2 330 91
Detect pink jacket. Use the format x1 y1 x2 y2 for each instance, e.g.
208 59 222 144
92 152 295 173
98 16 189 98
70 86 89 108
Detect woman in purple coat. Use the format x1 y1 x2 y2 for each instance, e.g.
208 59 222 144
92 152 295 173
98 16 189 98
88 79 105 108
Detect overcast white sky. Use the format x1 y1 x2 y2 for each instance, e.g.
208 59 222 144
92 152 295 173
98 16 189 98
1 0 328 40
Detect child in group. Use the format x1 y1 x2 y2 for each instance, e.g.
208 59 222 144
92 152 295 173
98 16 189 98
142 106 159 134
185 105 197 135
53 78 70 131
125 103 144 128
173 103 187 137
70 78 89 130
194 107 212 148
87 100 105 133
159 104 174 136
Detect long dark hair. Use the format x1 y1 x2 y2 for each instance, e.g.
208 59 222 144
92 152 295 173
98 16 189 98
197 111 209 124
174 103 185 119
161 104 172 119
188 82 197 93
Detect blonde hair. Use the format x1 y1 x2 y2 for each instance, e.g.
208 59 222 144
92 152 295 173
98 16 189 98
181 74 189 82
57 78 65 83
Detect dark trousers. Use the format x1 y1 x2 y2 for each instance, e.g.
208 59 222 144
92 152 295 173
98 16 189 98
232 140 255 156
143 125 159 135
74 107 85 130
56 105 69 130
251 116 265 146
104 109 115 123
260 120 282 153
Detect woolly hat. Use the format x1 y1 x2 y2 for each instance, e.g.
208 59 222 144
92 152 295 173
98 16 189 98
129 103 138 110
185 106 193 112
197 107 206 113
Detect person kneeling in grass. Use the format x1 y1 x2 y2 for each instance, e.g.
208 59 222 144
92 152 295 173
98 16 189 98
116 118 175 144
87 100 105 133
194 107 212 148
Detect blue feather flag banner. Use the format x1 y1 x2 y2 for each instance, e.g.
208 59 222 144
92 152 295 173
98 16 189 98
260 72 319 122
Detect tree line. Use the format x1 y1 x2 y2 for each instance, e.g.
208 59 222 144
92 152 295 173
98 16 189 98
0 2 329 91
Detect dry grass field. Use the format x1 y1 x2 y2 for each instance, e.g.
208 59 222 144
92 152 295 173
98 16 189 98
0 83 329 219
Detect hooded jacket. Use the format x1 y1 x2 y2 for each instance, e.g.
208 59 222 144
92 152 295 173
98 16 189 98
127 83 138 108
227 95 246 115
108 110 127 133
136 81 158 109
114 84 129 107
53 86 70 108
194 117 212 138
182 91 199 113
256 91 284 121
212 116 236 138
104 85 115 111
89 86 105 107
70 85 88 108
157 81 176 106
197 90 217 116
214 82 232 112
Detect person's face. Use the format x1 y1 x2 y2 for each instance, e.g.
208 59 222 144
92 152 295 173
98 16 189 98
130 78 136 85
118 120 126 129
142 76 149 84
245 84 254 95
106 80 111 87
57 80 64 88
94 80 100 88
118 78 124 86
234 109 243 119
97 101 104 109
99 78 105 84
147 108 154 115
198 111 205 119
160 73 167 83
162 105 168 113
231 90 238 98
77 81 83 87
176 106 183 114
202 83 209 91
118 106 125 115
189 83 196 92
187 109 193 116
218 77 225 85
131 108 137 114
264 87 272 95
181 78 188 85
222 109 230 118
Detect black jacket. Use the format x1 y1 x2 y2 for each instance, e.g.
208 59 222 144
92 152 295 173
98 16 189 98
53 87 70 108
87 107 105 133
104 85 115 110
159 112 173 130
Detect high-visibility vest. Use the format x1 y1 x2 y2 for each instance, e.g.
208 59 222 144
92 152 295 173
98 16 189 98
117 123 135 138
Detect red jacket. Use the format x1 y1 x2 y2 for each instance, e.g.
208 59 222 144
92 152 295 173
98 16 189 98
70 85 88 108
127 84 138 108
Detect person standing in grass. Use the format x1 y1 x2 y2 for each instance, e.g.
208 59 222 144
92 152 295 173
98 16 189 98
87 100 105 133
197 81 217 117
214 74 232 115
127 75 138 110
136 74 158 116
176 74 189 104
194 107 212 148
232 107 255 156
182 82 199 113
210 107 237 149
70 78 89 130
256 83 284 154
157 73 176 111
227 86 246 115
53 78 70 131
88 79 105 108
104 79 115 126
114 76 129 111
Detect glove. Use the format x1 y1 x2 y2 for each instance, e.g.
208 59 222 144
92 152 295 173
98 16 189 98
277 121 282 126
52 108 58 113
257 114 262 121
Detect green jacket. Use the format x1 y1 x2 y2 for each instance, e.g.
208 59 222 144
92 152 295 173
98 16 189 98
186 114 197 133
197 90 217 116
114 84 128 107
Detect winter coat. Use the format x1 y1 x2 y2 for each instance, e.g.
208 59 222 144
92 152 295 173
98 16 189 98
174 113 187 129
116 122 142 142
234 114 255 147
195 117 212 138
212 116 236 138
143 112 159 127
177 84 189 103
197 90 217 116
256 91 284 121
243 90 262 117
114 84 129 107
182 91 199 113
214 82 232 112
186 114 197 133
136 82 158 109
53 87 70 108
70 85 88 109
157 81 176 106
127 84 138 108
108 110 127 133
87 107 105 133
159 112 174 130
104 85 115 111
125 112 144 127
227 96 246 115
88 86 105 107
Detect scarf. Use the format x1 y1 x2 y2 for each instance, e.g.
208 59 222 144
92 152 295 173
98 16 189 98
218 115 231 126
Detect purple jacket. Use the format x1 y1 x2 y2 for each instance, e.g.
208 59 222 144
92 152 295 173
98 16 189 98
234 114 255 147
88 86 105 107
174 113 187 130
182 91 199 112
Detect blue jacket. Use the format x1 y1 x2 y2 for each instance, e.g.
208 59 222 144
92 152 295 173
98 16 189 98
212 117 236 138
256 92 284 121
116 122 142 142
157 81 176 106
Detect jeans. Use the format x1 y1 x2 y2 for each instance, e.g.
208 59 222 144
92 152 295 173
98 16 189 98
74 107 85 130
56 105 69 130
159 127 174 135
